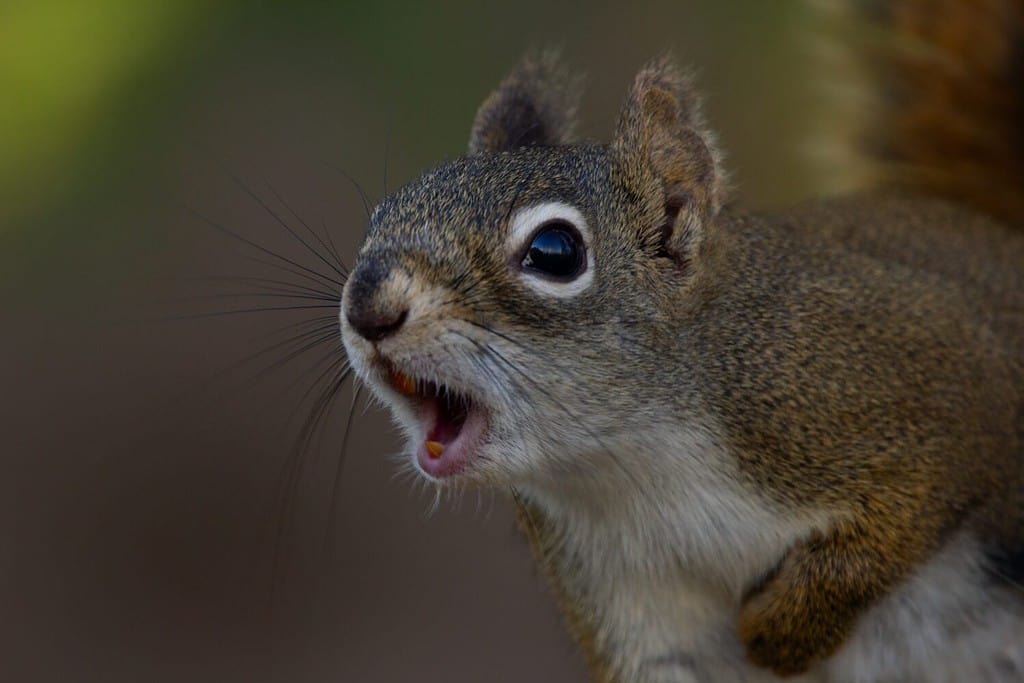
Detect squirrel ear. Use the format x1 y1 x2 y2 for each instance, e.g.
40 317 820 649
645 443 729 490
468 52 582 154
613 57 727 260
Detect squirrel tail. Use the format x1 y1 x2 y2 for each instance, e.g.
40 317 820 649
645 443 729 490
858 0 1024 227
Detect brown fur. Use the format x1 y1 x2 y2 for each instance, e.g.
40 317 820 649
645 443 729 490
490 1 1024 676
343 1 1024 679
669 190 1019 675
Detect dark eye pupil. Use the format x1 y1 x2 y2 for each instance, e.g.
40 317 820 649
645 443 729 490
521 223 583 279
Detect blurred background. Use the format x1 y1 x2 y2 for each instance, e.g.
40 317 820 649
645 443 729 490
0 1 849 681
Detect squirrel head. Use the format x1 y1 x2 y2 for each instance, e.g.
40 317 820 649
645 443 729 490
341 54 727 487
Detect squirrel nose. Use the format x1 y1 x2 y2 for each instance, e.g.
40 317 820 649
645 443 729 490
346 306 408 342
345 256 409 342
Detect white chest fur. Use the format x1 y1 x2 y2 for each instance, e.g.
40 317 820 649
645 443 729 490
520 425 827 682
519 428 1023 682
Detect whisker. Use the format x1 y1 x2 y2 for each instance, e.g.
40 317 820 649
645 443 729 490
459 321 653 489
224 340 347 439
245 344 347 431
225 251 343 296
270 360 350 600
320 160 374 222
426 485 444 518
186 206 342 290
175 291 340 305
254 332 345 391
223 167 348 287
200 317 340 393
323 383 365 564
383 110 395 198
320 217 347 277
452 330 578 483
282 354 350 436
189 274 338 301
157 303 340 323
263 179 350 278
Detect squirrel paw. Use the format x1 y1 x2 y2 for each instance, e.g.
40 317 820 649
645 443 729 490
736 550 848 677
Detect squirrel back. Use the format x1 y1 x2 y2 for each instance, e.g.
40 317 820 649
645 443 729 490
840 0 1024 595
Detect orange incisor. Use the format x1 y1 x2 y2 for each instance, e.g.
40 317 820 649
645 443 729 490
425 440 445 459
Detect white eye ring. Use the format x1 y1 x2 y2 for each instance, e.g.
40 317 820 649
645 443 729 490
508 202 595 298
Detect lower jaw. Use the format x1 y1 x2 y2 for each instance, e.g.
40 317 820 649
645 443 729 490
414 410 487 480
416 449 469 479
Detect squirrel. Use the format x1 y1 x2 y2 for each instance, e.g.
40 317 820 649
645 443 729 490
338 0 1024 681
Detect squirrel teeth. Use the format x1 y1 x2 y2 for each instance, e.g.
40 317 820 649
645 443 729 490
389 368 417 396
425 440 445 459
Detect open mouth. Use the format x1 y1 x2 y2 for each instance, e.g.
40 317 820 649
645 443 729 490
386 366 487 479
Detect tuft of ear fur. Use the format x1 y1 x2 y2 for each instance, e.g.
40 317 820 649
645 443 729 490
468 52 582 154
613 57 727 261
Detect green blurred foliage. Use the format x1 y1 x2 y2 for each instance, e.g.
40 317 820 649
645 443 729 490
0 0 207 220
0 0 829 294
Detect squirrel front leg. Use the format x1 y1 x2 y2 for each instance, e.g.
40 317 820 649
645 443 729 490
737 505 945 676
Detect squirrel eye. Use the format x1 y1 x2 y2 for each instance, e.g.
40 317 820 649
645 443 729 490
520 221 585 280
